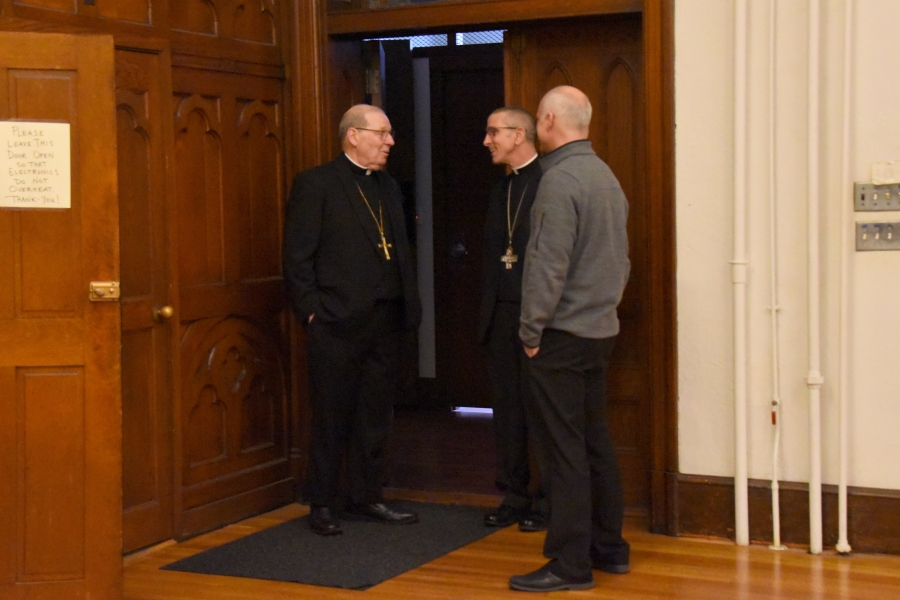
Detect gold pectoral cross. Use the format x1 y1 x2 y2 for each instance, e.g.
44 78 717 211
501 245 518 269
379 233 393 260
356 183 393 261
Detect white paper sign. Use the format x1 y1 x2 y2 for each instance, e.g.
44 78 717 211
0 121 71 209
872 159 900 185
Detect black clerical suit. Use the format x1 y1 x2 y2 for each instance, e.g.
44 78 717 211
477 158 545 515
283 153 421 509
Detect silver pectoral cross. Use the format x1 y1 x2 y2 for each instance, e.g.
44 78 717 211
501 245 518 270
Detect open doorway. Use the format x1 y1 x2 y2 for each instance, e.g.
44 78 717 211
363 29 509 498
367 31 507 411
328 15 656 517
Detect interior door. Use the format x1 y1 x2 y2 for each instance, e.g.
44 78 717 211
327 38 366 157
171 67 293 538
506 14 651 515
116 41 177 554
427 44 504 408
0 32 122 598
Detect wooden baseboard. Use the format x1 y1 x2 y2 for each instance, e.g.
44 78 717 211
673 474 900 555
384 487 501 508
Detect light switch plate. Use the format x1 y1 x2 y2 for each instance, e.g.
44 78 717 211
854 183 900 212
856 222 900 251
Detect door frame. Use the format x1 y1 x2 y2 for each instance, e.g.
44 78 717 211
290 0 676 534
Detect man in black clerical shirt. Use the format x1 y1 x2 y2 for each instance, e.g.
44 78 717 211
478 107 547 532
283 104 422 536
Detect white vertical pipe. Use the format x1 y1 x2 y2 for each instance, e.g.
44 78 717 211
806 0 824 556
835 0 854 556
767 0 786 552
732 0 750 547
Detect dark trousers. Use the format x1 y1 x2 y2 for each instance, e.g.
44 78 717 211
487 302 544 510
304 300 403 507
527 329 627 578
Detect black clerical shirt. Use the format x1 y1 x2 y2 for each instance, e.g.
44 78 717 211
346 158 403 300
493 159 542 302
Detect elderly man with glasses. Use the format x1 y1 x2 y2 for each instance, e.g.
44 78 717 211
283 104 421 536
478 106 548 534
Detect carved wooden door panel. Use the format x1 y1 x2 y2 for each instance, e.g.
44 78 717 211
0 32 121 599
116 41 178 554
506 14 651 514
171 67 292 538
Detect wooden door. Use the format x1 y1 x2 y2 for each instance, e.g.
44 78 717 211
506 14 651 515
327 38 366 157
427 44 504 408
171 67 293 538
116 41 178 554
0 32 122 599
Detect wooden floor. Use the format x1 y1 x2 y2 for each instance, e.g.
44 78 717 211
124 502 900 600
123 409 900 599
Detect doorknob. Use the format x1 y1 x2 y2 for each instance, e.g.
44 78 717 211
152 305 174 322
449 242 467 258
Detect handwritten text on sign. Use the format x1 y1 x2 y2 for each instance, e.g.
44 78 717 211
0 121 71 209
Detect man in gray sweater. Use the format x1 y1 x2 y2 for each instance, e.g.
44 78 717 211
510 86 631 592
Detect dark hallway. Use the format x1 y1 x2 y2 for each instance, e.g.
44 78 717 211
386 407 499 501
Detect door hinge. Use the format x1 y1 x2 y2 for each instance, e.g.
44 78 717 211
366 68 381 95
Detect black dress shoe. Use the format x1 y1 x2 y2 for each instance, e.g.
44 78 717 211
518 512 548 532
509 561 594 592
347 502 419 524
308 505 342 536
484 504 525 527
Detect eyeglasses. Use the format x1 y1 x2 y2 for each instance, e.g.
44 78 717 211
354 127 396 140
485 126 520 137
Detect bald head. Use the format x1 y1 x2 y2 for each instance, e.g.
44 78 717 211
536 86 592 152
339 104 384 143
339 104 395 171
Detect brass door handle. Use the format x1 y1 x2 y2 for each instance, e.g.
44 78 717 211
152 305 174 322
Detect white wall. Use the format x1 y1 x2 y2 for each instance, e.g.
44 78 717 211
676 0 900 491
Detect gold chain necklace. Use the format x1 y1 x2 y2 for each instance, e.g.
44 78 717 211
356 183 392 260
502 180 528 270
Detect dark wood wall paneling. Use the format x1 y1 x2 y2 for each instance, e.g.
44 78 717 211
675 475 900 556
3 0 283 66
0 0 298 550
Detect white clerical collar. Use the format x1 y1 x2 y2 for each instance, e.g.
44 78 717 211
511 153 539 175
345 153 371 175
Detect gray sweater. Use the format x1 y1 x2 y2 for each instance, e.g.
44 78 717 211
519 140 630 347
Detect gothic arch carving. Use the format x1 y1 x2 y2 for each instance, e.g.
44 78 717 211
173 95 226 287
236 100 283 281
181 316 287 484
233 0 276 45
543 61 574 90
171 0 218 36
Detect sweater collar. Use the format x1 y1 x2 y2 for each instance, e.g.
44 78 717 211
539 139 592 170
